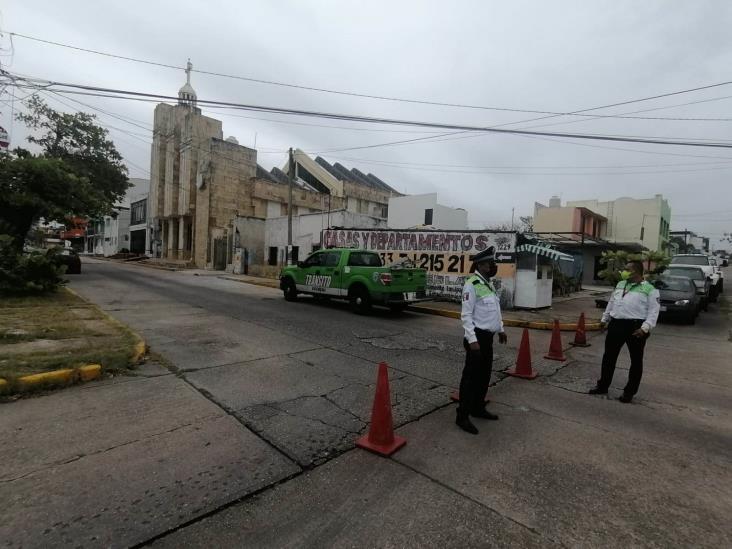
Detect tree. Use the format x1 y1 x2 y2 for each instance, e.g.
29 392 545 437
598 249 670 286
1 97 129 251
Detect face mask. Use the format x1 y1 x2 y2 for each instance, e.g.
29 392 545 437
620 270 632 280
482 263 498 278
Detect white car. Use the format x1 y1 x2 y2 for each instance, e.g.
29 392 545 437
670 254 720 302
709 256 724 293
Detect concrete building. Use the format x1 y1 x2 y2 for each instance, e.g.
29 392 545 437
387 193 468 230
669 230 709 253
128 178 150 255
566 194 671 252
231 209 386 277
86 207 130 256
84 178 148 256
534 197 608 239
148 64 401 269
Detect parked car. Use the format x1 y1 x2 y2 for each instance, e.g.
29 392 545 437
654 275 700 324
55 248 82 274
670 254 720 302
280 248 428 313
709 257 724 293
663 265 710 311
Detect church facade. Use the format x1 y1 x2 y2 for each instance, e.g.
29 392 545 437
148 63 401 269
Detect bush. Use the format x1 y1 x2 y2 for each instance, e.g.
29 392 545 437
0 234 66 294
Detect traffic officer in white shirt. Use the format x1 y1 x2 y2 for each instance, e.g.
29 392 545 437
457 247 508 435
589 260 661 403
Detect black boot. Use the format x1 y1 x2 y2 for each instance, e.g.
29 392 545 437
471 409 499 420
588 386 608 395
456 414 479 434
618 393 633 403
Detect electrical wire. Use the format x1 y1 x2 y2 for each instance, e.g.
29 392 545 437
7 30 732 121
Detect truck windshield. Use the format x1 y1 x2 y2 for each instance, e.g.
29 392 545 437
666 267 704 280
672 256 709 266
348 252 383 267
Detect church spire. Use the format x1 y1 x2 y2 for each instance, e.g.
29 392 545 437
178 58 197 108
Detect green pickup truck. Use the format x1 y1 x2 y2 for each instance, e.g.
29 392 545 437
279 248 428 313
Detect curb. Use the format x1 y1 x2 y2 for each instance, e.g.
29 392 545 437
218 275 280 290
408 305 602 331
0 290 150 397
0 364 102 396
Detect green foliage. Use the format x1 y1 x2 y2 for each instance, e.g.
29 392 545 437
0 235 66 295
598 249 670 285
1 97 129 251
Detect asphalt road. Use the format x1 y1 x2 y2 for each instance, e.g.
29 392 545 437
2 259 730 548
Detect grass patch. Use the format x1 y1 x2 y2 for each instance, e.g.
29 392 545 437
0 288 140 380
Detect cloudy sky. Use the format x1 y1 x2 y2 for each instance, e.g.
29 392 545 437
2 1 731 247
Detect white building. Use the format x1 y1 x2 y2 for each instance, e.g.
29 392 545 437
387 193 468 230
85 178 149 256
128 179 150 255
231 209 387 276
566 194 671 252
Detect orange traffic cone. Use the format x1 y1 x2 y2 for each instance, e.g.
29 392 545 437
506 328 538 379
356 362 406 457
569 312 590 347
450 391 490 403
544 319 567 361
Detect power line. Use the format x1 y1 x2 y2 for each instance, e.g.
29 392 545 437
6 75 732 154
6 30 732 122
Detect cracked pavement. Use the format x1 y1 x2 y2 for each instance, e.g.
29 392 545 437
2 259 730 548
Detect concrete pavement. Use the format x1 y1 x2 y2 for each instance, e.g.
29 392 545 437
1 259 730 547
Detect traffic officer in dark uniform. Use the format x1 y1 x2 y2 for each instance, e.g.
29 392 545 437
589 260 660 403
457 247 508 434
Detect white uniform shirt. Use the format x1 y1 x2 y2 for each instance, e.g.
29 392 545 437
461 273 504 343
601 280 661 333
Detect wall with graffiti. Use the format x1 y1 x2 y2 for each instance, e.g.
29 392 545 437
321 228 517 307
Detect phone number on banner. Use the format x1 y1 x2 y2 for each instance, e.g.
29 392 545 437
379 252 474 275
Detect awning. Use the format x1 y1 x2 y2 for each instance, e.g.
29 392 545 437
516 244 574 262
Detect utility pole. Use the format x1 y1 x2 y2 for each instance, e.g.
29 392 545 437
287 148 294 265
511 208 515 231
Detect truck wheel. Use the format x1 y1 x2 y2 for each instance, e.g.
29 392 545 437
710 287 718 303
282 278 298 302
349 286 372 314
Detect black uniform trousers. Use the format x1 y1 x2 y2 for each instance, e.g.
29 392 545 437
458 328 494 419
598 318 647 396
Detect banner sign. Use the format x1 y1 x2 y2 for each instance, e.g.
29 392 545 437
321 229 517 305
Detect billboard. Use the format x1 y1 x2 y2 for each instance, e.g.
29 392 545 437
321 228 517 306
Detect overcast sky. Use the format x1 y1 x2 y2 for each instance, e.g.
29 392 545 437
2 1 731 248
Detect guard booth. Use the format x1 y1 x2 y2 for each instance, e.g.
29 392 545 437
514 244 574 309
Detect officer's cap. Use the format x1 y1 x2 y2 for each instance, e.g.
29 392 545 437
470 246 496 264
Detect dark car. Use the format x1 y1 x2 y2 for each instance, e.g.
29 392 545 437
655 275 700 324
54 248 82 274
663 265 710 311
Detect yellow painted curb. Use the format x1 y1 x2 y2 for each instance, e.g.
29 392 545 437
17 368 76 391
1 363 105 396
78 364 102 382
131 340 147 365
409 305 602 331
